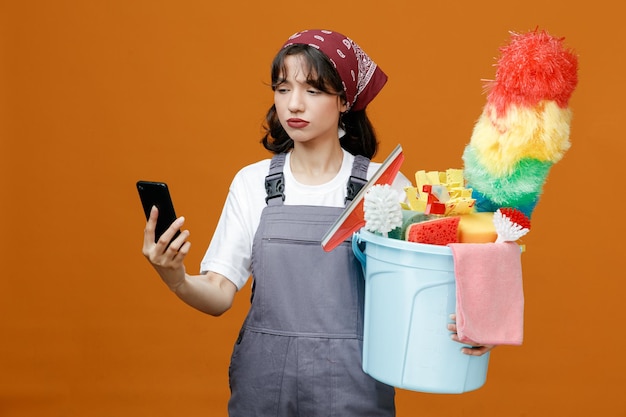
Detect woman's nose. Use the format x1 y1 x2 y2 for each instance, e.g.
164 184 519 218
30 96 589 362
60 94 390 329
287 90 305 113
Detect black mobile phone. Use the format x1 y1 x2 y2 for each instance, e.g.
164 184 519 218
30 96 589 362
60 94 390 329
136 180 181 243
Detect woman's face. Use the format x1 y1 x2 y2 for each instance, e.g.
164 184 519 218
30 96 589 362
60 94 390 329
274 54 347 146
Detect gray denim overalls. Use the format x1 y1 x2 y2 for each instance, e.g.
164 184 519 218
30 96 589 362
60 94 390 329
227 153 395 416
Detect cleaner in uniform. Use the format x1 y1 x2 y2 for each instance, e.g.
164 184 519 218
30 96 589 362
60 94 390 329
142 29 493 416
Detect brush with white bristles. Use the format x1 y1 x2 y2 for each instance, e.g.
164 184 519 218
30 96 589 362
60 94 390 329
363 184 403 237
493 207 531 243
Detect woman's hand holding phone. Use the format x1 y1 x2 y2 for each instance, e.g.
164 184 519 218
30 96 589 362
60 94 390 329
136 180 237 315
142 206 191 292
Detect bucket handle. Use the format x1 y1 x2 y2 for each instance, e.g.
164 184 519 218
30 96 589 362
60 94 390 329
352 232 366 267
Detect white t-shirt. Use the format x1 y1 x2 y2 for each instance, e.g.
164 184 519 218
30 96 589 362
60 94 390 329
200 149 411 289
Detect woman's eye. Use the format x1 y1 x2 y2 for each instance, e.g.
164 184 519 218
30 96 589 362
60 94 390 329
307 89 321 95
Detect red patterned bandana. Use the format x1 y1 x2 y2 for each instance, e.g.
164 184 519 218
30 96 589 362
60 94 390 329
281 29 388 111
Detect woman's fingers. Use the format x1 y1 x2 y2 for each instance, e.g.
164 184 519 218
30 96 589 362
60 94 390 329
450 331 494 356
448 314 495 356
143 207 189 265
155 216 184 248
461 344 494 356
142 206 159 253
164 229 191 259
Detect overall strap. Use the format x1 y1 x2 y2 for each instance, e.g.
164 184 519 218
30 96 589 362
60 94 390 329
345 154 370 205
265 153 287 205
264 152 370 206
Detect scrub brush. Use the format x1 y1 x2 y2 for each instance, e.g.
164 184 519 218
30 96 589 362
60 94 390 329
493 207 531 243
363 184 403 237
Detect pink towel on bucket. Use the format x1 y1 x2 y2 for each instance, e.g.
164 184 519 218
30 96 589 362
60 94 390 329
447 242 524 346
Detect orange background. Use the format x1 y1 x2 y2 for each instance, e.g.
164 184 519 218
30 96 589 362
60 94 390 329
1 0 625 416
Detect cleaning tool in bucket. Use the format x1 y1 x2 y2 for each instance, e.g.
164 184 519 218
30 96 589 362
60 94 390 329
462 29 578 218
353 229 490 394
321 144 404 252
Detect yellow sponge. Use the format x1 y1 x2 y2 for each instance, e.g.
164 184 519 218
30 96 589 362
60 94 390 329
458 212 497 243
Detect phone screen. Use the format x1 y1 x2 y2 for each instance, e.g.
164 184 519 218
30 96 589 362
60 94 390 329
136 181 181 243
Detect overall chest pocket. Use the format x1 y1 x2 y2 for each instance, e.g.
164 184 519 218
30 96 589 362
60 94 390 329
250 211 364 338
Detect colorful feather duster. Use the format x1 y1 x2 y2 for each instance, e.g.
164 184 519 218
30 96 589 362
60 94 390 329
463 29 579 218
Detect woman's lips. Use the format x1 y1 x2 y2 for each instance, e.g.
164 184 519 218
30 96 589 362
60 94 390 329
287 118 310 128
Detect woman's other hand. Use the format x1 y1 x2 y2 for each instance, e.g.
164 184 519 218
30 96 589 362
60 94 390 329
448 314 495 357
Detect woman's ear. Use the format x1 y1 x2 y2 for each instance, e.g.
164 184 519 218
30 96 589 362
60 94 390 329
339 98 348 113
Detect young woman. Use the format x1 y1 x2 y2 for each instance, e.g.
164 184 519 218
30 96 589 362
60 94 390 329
142 29 492 416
